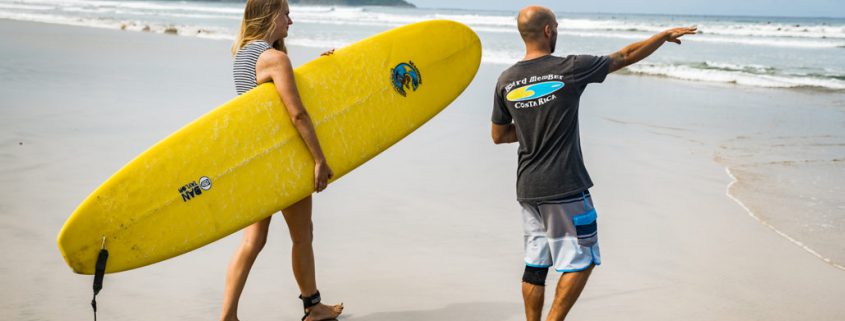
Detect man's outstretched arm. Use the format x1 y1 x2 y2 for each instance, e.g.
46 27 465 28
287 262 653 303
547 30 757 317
492 123 518 144
608 27 697 73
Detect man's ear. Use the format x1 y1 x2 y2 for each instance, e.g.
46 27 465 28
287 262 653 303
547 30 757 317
544 24 552 39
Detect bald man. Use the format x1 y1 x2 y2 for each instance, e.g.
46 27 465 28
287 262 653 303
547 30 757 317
491 6 696 321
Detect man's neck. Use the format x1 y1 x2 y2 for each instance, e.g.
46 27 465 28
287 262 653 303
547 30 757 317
522 44 552 61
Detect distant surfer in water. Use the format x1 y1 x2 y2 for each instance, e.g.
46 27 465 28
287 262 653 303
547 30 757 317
224 1 343 321
491 6 695 321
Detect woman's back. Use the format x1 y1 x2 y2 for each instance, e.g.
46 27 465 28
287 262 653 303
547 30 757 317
233 40 272 95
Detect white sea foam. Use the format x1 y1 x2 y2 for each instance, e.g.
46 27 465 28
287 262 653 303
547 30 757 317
480 49 522 65
688 34 845 49
0 2 52 11
555 17 845 40
23 0 244 15
295 10 419 26
0 10 119 29
557 18 666 34
702 61 774 73
2 0 843 91
124 10 240 21
433 13 516 28
286 37 351 50
0 9 234 40
557 30 647 40
699 22 845 40
498 29 845 49
626 62 845 90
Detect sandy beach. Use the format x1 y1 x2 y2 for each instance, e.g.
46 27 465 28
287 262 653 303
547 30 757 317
2 18 845 321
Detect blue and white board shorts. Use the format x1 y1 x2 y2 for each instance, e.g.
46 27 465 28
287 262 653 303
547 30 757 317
519 191 601 273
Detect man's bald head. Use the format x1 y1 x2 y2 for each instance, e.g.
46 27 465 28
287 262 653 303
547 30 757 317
517 6 557 43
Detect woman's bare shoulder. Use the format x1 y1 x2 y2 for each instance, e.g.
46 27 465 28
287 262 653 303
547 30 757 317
258 48 291 68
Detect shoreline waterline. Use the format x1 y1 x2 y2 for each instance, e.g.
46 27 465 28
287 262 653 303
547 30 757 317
724 166 845 271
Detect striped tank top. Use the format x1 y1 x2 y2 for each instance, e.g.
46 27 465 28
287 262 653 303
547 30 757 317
233 40 272 95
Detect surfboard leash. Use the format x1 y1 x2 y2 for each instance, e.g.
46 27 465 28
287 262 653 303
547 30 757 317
92 237 109 321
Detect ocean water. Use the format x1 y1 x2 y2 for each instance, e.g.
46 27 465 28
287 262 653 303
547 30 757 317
1 0 845 90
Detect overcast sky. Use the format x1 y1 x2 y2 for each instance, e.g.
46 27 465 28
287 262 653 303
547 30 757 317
407 0 845 18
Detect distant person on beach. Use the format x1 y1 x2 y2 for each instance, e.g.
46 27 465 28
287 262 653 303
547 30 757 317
491 6 695 321
222 1 343 321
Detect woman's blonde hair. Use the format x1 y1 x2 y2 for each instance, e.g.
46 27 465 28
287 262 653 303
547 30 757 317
232 0 288 55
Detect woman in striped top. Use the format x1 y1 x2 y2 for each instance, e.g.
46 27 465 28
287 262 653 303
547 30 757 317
222 1 343 321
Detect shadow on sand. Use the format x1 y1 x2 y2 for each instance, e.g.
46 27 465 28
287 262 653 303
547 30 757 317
342 302 522 321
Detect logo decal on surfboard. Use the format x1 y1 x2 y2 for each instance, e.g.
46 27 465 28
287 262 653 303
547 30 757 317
179 176 212 202
199 176 212 191
391 61 422 97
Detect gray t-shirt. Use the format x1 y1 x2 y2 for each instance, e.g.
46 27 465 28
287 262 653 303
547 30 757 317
492 54 610 201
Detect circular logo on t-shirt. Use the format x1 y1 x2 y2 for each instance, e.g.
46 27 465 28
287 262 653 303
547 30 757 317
507 81 565 102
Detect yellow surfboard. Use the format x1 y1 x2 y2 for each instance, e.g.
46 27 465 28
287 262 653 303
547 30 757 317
58 20 481 274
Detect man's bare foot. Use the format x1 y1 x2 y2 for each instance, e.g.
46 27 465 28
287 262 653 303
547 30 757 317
304 302 344 321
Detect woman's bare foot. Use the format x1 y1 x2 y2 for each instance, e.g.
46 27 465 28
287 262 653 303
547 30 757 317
304 302 344 321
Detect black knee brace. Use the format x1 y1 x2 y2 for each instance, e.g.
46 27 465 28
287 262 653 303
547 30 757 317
522 266 549 286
